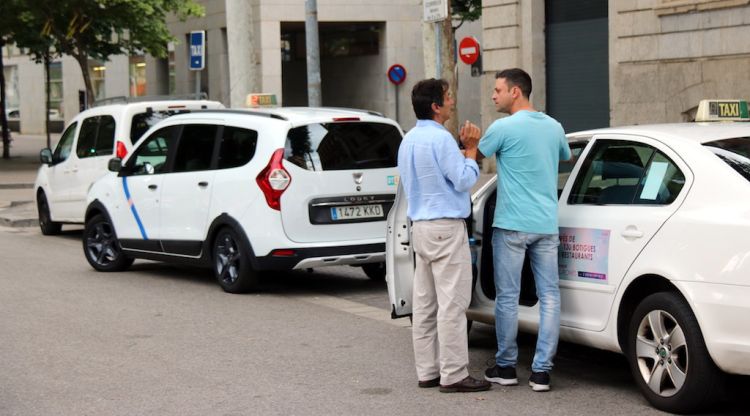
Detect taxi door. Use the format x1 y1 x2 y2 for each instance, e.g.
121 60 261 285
556 134 692 331
113 126 178 245
385 182 414 318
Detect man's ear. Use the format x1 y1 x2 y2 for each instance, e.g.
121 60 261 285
431 102 441 115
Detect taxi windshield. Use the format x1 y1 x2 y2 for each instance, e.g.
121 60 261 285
704 137 750 182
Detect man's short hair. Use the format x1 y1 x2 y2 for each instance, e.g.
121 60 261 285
411 78 449 120
496 68 532 98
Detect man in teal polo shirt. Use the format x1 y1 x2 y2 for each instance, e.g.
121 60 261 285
479 68 571 392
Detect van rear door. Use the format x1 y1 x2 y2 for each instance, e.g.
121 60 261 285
279 120 402 243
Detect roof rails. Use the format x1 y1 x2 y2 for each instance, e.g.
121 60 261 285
305 107 384 117
92 93 210 107
193 109 289 121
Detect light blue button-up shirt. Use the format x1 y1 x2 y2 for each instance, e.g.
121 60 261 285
397 119 480 221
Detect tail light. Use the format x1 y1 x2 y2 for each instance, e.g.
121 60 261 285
256 148 291 210
116 140 128 159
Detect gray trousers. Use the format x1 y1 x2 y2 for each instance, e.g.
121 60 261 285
411 219 472 385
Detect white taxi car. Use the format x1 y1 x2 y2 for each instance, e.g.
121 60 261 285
84 107 402 292
386 100 750 413
35 97 224 235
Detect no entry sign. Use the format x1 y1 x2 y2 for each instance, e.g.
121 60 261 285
387 64 407 85
458 37 480 65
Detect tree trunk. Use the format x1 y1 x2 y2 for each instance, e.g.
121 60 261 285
1 43 10 160
74 52 95 107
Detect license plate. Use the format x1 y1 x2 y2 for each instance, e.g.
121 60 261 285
330 204 384 220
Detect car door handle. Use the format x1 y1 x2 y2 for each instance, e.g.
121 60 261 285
198 181 209 187
621 227 644 239
148 184 158 190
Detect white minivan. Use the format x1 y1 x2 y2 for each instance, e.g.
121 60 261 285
83 107 403 292
34 97 224 234
387 100 750 413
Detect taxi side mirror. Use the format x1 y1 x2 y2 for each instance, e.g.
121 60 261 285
39 148 53 165
108 157 123 172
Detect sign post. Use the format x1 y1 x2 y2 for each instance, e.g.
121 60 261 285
423 0 448 79
387 64 407 123
189 30 206 97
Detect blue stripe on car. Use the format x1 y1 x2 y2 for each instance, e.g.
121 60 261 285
122 177 149 240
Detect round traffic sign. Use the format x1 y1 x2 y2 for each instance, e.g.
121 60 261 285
387 64 407 85
458 37 480 65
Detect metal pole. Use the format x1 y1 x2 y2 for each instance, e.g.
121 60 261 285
435 21 441 79
195 70 201 97
395 84 399 124
305 0 322 107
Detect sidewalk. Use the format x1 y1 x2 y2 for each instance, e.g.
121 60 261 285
0 134 57 227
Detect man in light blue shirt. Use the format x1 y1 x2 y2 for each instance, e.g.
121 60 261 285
479 68 571 392
397 78 488 393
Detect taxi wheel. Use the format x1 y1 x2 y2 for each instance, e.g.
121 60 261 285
362 262 386 281
37 192 62 235
212 227 258 293
626 292 724 413
83 214 134 272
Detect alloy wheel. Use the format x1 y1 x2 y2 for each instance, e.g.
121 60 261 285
634 309 688 397
215 233 241 285
86 221 120 266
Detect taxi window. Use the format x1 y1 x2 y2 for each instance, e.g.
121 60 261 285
130 110 189 144
569 140 685 205
52 122 77 163
217 126 258 169
173 124 218 172
129 126 179 176
704 137 750 182
284 122 401 171
558 141 588 195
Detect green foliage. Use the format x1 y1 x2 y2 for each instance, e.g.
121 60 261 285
37 0 205 61
452 0 481 27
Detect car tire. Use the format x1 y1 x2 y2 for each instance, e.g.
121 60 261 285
361 262 386 281
37 191 62 235
626 292 724 413
212 227 259 293
83 214 134 272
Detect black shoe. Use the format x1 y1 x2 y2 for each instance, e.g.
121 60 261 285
484 365 518 385
529 371 550 392
439 376 491 393
418 376 440 388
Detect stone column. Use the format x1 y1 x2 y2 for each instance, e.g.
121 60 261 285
226 0 262 108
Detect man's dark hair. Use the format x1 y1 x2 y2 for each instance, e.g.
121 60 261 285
496 68 532 98
411 78 449 120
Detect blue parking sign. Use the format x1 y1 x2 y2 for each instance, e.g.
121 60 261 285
189 31 205 71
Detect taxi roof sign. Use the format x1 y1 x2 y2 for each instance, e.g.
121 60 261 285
695 99 749 122
246 93 278 108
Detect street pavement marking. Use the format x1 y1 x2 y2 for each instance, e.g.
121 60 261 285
292 294 412 329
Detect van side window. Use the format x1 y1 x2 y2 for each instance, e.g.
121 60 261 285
75 115 117 158
568 140 685 205
217 126 258 169
76 117 100 158
558 140 588 196
53 122 77 163
129 126 179 176
173 124 219 172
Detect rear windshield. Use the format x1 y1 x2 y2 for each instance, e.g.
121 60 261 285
284 122 402 171
130 110 191 144
704 137 750 182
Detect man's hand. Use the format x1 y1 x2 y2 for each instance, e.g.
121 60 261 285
459 121 481 160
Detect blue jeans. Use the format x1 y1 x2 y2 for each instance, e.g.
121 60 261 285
492 228 560 373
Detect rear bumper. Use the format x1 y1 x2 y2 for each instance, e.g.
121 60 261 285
253 243 385 270
676 281 750 375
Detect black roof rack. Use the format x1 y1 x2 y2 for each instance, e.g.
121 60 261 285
92 93 210 107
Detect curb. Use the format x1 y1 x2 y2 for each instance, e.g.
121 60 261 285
0 183 34 189
0 201 36 228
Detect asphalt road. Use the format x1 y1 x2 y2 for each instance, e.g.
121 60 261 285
1 225 746 416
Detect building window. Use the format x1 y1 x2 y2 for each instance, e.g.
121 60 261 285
129 55 147 97
280 22 381 61
88 60 106 101
3 65 19 118
47 62 64 119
